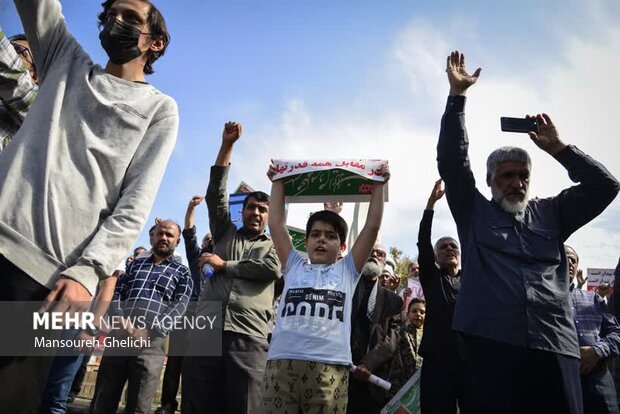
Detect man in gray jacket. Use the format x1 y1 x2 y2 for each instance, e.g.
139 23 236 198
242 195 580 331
0 0 178 410
182 122 281 414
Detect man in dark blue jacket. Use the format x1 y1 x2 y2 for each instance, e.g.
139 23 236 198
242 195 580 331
438 50 620 414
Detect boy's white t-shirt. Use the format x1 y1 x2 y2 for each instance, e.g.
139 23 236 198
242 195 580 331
268 249 361 365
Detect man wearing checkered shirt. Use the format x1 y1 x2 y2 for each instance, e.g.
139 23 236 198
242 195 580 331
0 25 38 150
567 245 620 414
92 220 193 414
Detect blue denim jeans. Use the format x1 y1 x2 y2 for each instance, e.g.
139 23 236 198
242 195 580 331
39 329 84 414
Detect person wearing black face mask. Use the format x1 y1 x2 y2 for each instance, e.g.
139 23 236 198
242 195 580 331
99 16 150 65
0 0 178 412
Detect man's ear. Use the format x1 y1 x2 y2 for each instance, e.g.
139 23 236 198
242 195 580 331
340 242 347 254
176 237 181 247
149 37 165 53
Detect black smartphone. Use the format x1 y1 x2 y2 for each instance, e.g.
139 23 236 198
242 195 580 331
500 117 538 133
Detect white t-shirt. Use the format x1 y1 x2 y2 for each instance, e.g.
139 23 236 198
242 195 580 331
268 249 361 365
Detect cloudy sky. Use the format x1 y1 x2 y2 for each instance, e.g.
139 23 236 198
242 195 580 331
2 0 619 273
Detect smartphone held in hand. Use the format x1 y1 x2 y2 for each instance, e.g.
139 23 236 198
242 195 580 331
500 117 538 134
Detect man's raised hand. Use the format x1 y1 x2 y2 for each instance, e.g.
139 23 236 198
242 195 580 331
426 178 445 210
188 195 204 209
429 179 445 202
446 50 481 96
324 202 344 215
222 121 242 145
526 113 566 156
377 162 391 184
267 160 278 182
576 269 587 289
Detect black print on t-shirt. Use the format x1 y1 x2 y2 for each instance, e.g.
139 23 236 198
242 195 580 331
281 288 345 322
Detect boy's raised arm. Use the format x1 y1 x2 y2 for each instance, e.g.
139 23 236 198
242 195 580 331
350 163 390 272
267 161 293 266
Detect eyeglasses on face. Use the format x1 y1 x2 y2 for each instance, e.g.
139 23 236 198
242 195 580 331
372 249 386 258
10 42 36 70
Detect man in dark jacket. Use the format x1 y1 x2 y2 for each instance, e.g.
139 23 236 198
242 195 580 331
348 242 402 413
438 50 620 414
417 179 469 414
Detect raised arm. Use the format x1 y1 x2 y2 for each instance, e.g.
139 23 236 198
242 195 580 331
207 122 242 242
14 0 76 83
350 164 390 272
183 195 204 262
527 114 620 240
215 121 242 166
417 179 444 282
267 161 293 266
437 51 481 225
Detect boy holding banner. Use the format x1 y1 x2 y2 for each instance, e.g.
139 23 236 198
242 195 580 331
263 160 390 413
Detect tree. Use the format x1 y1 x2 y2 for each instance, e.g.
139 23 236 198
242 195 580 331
389 246 413 289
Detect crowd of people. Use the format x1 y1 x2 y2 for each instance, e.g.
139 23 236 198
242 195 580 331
1 0 620 413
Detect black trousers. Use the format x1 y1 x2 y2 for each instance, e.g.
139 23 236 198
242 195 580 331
0 255 52 413
463 335 583 414
582 366 619 414
181 331 268 414
420 356 470 414
92 335 166 414
347 376 386 414
159 316 192 410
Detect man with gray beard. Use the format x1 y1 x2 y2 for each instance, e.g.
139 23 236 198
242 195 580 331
438 50 620 414
348 242 402 413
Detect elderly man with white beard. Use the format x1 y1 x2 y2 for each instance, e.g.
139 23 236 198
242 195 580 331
348 242 402 413
437 50 620 414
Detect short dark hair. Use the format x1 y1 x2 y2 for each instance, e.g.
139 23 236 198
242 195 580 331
156 219 181 236
242 191 270 210
305 210 348 245
148 224 157 236
133 246 146 256
408 297 426 313
9 34 27 42
98 0 170 75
